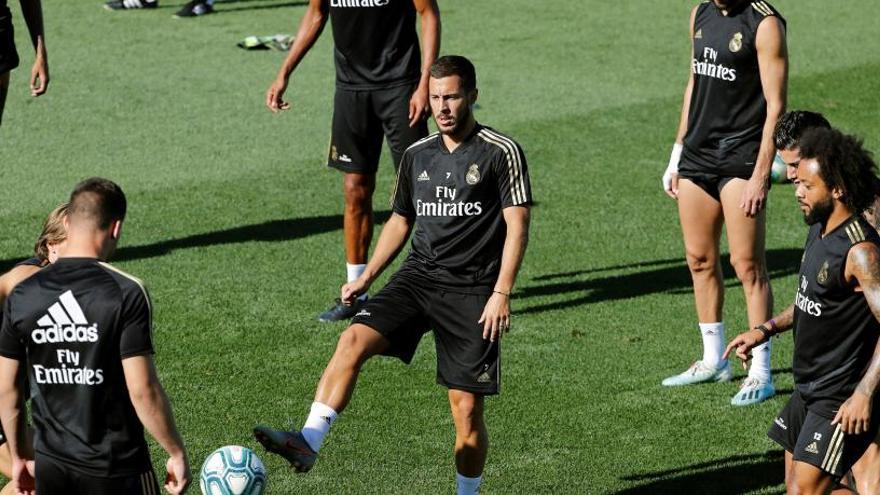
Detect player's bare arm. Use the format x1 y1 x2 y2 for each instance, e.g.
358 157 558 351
0 357 34 495
724 303 794 366
266 0 329 112
833 243 880 435
340 212 413 305
19 0 47 97
663 5 699 200
480 206 530 343
408 0 440 127
122 355 191 495
740 14 787 217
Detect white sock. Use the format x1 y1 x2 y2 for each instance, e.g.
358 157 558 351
748 340 772 382
301 402 337 452
456 473 483 495
698 322 725 369
346 263 368 301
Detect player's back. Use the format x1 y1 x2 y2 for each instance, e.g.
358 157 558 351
0 257 154 477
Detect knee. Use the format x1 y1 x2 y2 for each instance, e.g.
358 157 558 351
343 174 375 206
730 257 766 286
684 250 717 275
334 327 374 366
450 392 483 433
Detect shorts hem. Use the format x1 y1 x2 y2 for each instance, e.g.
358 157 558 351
437 378 499 396
328 161 377 174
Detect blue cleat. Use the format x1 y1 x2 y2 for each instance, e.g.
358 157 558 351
661 360 732 387
730 377 775 406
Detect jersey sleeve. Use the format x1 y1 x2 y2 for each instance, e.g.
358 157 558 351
0 297 25 360
119 284 154 359
391 151 416 218
493 141 532 208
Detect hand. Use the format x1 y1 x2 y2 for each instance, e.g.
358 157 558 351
341 277 370 306
265 76 291 113
408 85 428 127
740 175 768 217
723 329 766 370
833 391 873 435
30 50 48 97
12 457 35 495
662 169 679 199
478 292 511 343
164 455 191 495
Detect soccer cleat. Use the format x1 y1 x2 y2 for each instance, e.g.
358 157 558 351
317 297 366 323
730 376 775 406
174 0 213 17
104 0 157 10
253 426 317 473
661 360 732 387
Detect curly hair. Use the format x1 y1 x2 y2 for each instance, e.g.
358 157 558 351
799 128 878 214
774 110 831 150
34 203 69 263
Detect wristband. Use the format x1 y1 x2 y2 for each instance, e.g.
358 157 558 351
754 324 773 342
767 319 778 333
493 289 510 297
667 143 683 174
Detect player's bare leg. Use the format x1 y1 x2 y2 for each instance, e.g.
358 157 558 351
788 460 853 495
0 72 10 126
662 179 732 386
449 389 487 495
721 179 776 405
314 324 389 412
850 438 880 495
254 324 388 471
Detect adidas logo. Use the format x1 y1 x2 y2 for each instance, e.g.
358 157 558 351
417 170 430 182
805 442 819 454
774 417 787 430
477 372 491 384
355 309 371 317
31 290 99 344
694 29 702 39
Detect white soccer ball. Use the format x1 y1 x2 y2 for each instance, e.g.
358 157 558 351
770 153 790 184
199 445 267 495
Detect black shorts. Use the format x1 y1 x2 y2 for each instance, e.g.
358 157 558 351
35 454 161 495
328 83 429 174
767 390 880 479
677 170 752 202
0 6 19 75
351 272 500 395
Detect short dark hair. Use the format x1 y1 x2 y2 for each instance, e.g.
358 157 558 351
774 110 831 150
429 55 477 91
799 128 878 214
68 177 127 229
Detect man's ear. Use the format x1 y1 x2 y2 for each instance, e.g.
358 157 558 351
110 220 123 240
469 88 479 106
832 187 844 200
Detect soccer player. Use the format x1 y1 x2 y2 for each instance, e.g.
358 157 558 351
254 55 531 495
725 128 880 494
661 0 788 406
0 203 66 495
266 0 440 322
774 110 831 182
0 178 191 495
0 0 48 126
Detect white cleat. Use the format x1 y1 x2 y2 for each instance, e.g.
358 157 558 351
661 360 732 387
730 376 775 406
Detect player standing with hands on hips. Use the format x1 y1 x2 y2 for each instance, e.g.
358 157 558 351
0 178 190 495
661 0 788 406
255 55 531 495
266 0 441 322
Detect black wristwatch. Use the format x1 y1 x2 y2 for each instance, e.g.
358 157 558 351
754 324 773 341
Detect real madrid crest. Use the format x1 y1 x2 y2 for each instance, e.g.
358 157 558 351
817 260 829 285
330 145 338 161
466 163 481 185
729 32 743 53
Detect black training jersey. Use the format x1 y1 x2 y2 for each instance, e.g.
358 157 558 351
329 0 421 90
792 217 880 417
0 258 155 476
391 124 532 288
681 1 784 177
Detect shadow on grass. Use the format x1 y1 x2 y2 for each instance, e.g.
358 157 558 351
212 0 308 13
612 450 784 495
0 211 391 272
519 248 802 315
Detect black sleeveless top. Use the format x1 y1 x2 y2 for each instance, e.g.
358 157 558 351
681 1 784 177
793 217 880 417
329 0 421 90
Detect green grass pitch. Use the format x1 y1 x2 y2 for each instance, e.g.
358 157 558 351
1 0 879 493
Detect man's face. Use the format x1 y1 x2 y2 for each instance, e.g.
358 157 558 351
795 158 835 225
779 147 802 181
429 75 476 137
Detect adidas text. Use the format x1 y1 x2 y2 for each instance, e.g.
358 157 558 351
32 324 99 344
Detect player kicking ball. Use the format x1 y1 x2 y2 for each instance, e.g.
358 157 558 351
725 128 880 494
254 55 531 495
